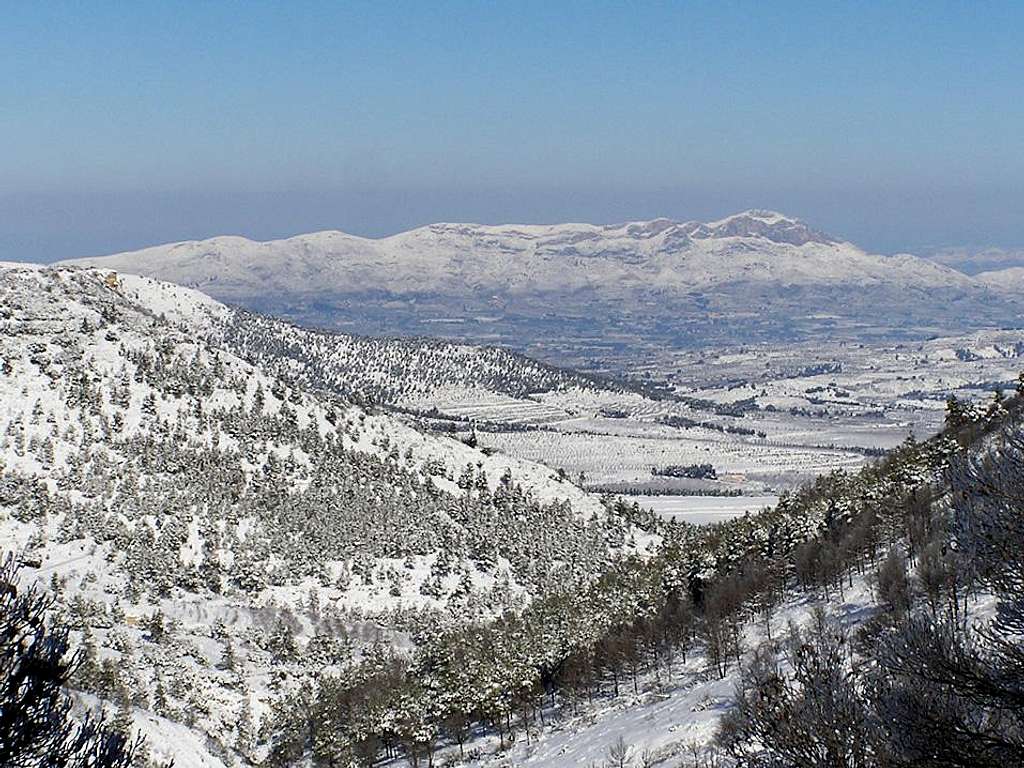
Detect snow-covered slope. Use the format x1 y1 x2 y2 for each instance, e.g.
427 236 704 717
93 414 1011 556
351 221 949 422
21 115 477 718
977 265 1024 294
108 270 640 423
1 263 650 609
219 309 630 410
0 262 664 764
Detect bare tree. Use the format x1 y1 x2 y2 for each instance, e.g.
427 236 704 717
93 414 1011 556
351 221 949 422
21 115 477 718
716 610 877 768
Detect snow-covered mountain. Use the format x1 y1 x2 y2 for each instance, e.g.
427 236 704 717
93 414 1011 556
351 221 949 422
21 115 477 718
62 210 968 295
977 265 1024 294
62 210 1018 356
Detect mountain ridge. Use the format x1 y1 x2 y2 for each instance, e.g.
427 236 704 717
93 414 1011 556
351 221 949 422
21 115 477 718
57 210 991 294
58 210 987 295
68 209 827 254
58 210 1020 360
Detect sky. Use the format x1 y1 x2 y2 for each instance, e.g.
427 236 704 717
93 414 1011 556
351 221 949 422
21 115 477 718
2 1 1023 262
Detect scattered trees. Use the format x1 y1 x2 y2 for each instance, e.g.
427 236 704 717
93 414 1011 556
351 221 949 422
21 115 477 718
720 419 1024 767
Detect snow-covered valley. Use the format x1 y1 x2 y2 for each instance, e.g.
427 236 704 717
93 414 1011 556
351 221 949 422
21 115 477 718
3 260 1024 768
11 5 1024 765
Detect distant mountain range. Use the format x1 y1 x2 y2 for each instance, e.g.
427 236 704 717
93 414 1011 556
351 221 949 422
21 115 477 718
62 210 1023 364
922 245 1024 276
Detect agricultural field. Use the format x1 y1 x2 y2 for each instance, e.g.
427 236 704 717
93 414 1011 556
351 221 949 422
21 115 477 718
627 494 780 525
476 427 862 493
445 329 1024 516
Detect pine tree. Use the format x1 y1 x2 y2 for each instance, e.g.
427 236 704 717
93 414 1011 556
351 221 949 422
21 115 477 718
235 693 257 758
0 556 137 768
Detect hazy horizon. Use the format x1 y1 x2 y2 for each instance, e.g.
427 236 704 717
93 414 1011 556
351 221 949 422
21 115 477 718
3 1 1023 262
8 186 1024 264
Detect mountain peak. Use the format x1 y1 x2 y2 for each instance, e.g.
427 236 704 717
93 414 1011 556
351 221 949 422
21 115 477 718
694 210 836 246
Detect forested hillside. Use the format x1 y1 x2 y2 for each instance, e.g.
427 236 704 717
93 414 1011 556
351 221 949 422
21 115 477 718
3 262 1023 767
220 310 624 408
717 391 1024 766
0 264 655 766
245 377 1020 766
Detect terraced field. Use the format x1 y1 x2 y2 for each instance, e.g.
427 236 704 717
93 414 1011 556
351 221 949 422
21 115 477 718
434 396 573 425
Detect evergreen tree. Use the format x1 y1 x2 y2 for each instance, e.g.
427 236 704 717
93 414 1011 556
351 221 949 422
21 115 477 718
0 555 138 768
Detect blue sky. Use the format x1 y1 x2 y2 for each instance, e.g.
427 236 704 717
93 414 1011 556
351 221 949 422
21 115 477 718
2 1 1022 261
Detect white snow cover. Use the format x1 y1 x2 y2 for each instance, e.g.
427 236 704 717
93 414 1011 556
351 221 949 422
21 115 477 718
59 210 979 299
0 262 665 765
977 265 1024 294
0 259 1008 767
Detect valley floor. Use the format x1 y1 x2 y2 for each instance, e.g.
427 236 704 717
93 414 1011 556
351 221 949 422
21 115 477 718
420 329 1021 499
635 495 780 525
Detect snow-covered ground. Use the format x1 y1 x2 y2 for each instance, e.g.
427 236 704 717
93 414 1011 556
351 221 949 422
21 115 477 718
0 263 665 767
478 428 864 493
636 495 780 525
419 569 889 767
452 572 996 768
461 328 1024 495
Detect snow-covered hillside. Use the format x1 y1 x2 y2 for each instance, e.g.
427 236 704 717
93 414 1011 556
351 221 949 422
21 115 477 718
0 263 658 764
1 263 656 605
73 269 635 421
219 309 627 409
977 265 1024 294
